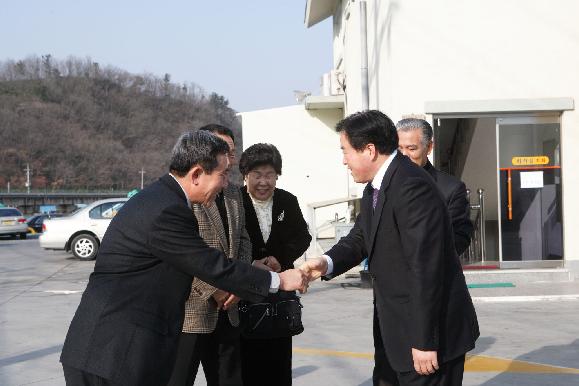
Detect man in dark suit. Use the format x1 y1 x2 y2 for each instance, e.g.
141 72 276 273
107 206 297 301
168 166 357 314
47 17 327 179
301 111 479 386
60 130 308 386
396 118 473 255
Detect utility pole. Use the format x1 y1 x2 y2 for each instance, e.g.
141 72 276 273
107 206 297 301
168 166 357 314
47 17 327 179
139 168 145 189
24 163 31 194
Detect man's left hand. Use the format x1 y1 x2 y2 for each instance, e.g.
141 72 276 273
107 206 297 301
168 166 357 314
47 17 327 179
411 348 439 375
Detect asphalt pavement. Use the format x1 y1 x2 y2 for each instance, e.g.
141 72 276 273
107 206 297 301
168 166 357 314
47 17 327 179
1 237 578 385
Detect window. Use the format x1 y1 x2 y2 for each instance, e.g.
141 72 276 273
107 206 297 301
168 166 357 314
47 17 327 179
0 208 22 217
89 201 125 220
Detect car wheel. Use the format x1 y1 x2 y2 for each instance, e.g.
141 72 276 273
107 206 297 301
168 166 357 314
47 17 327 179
71 234 99 260
19 233 27 240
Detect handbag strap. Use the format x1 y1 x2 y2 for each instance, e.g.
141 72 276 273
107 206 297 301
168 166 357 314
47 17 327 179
250 305 271 331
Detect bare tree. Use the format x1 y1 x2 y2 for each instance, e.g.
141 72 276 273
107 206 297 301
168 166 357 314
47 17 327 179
0 56 241 192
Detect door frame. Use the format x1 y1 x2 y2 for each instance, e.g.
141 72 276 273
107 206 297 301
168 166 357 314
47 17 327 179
431 111 564 269
495 115 563 268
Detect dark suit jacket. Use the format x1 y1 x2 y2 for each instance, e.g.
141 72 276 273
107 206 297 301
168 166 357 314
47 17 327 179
241 187 311 271
424 160 473 255
326 153 479 372
60 174 271 385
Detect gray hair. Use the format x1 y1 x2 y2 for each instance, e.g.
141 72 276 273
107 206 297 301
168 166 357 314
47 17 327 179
395 118 433 147
169 130 230 177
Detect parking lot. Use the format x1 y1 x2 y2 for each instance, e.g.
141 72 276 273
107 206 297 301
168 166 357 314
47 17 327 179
1 237 578 385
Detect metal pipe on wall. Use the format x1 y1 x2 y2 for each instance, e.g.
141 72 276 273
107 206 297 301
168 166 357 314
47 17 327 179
360 0 369 110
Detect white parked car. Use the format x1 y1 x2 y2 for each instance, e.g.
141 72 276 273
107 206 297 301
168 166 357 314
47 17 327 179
40 198 128 260
0 207 29 239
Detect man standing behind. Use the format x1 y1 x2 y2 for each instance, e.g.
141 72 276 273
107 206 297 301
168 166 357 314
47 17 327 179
301 111 479 386
60 131 307 386
396 118 473 256
168 124 258 386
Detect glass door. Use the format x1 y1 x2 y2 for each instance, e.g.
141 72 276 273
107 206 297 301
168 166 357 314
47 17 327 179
497 116 563 264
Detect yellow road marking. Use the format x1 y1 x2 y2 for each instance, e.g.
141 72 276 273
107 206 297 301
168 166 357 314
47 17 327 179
293 348 579 374
294 347 373 360
464 354 579 374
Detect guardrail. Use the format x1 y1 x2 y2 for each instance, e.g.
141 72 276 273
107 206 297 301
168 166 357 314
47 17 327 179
0 192 128 214
463 188 486 264
306 197 361 259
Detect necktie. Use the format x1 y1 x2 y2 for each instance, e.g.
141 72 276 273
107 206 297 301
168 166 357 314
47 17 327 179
372 188 379 210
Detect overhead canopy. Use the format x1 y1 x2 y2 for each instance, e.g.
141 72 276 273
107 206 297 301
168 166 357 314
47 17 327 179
425 98 574 116
304 95 345 110
304 0 338 28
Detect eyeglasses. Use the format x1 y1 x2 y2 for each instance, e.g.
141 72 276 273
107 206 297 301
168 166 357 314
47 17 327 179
248 171 277 182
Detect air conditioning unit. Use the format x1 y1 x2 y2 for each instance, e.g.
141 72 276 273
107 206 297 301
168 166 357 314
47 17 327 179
321 72 331 96
320 70 345 96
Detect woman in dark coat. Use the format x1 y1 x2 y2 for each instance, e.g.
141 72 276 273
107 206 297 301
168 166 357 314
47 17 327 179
238 143 311 386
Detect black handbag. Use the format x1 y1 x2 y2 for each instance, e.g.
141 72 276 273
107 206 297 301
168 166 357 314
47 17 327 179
238 290 304 339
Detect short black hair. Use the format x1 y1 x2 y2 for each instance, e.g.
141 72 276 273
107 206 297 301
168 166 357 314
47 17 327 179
336 110 398 154
198 124 235 143
239 143 282 176
169 130 229 177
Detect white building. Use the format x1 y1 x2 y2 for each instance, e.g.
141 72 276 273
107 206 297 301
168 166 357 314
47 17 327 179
239 0 579 276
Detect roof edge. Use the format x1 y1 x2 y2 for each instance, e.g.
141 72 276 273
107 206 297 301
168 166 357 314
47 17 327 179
304 0 337 28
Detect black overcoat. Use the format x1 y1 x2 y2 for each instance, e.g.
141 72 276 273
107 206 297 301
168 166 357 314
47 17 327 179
241 186 311 271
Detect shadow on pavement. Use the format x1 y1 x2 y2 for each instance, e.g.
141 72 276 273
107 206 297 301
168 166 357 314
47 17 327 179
305 279 372 296
293 365 318 379
479 339 579 386
470 336 497 355
0 344 63 368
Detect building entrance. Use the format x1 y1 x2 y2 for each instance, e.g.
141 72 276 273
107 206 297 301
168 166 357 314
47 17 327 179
434 114 563 268
497 116 563 265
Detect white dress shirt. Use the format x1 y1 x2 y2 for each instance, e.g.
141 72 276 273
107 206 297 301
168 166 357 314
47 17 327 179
248 192 280 292
249 193 274 243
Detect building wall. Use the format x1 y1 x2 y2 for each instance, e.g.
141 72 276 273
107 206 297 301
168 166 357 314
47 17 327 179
362 0 579 117
330 0 579 263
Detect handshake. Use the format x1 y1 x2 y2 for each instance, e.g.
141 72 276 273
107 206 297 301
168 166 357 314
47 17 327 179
274 256 328 294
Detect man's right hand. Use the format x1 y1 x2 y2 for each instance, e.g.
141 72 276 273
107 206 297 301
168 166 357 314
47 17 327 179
278 268 308 293
212 289 230 309
222 293 240 310
299 257 328 282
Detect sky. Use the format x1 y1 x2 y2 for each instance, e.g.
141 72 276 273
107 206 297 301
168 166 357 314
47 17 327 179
0 0 332 112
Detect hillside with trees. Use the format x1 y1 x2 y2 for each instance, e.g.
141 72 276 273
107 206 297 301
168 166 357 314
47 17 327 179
0 55 242 192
